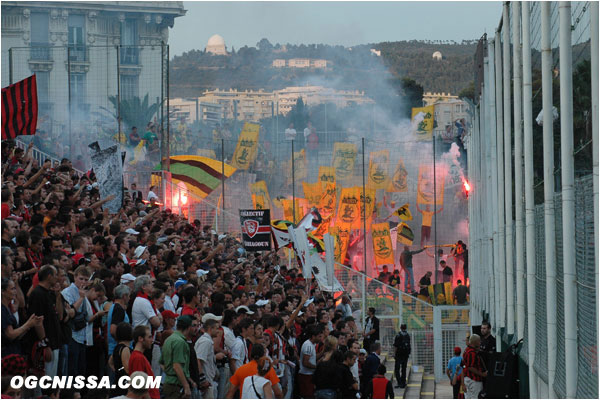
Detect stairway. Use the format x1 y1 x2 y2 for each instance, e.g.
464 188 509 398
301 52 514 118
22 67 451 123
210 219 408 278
381 353 452 399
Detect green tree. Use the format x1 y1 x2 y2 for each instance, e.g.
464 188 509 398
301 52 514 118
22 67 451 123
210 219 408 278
458 81 475 102
101 94 160 132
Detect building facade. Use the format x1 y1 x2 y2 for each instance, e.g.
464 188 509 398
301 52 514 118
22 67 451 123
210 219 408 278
272 58 330 69
1 1 185 129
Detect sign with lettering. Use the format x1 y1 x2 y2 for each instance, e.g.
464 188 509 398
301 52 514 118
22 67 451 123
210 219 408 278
239 209 271 251
371 222 394 266
231 122 260 169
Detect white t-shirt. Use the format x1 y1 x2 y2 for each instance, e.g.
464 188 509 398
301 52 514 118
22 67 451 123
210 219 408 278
299 339 316 375
195 333 217 382
303 127 311 142
241 375 270 399
163 296 176 312
131 296 156 328
231 336 248 370
351 360 360 389
223 326 236 351
284 128 297 141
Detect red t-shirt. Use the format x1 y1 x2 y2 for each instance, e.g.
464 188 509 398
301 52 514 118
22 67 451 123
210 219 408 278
181 305 195 316
128 350 160 399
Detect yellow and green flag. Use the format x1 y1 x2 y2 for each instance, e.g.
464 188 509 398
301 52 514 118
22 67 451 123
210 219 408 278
231 122 260 170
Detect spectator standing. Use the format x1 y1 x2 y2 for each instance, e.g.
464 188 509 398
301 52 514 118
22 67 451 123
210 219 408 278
1 278 42 357
363 307 380 351
284 123 296 141
240 356 275 399
393 324 411 388
335 295 352 319
160 315 194 399
362 342 382 396
365 364 394 399
453 280 469 305
446 346 463 399
109 322 132 398
388 269 401 289
128 325 160 399
107 284 131 356
298 324 324 398
195 317 221 398
226 343 282 399
418 271 433 299
441 261 453 283
339 350 360 399
462 334 487 399
399 246 425 293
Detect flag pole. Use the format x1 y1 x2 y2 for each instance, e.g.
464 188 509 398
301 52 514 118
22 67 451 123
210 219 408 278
362 137 368 276
292 140 296 224
222 138 225 232
433 131 438 285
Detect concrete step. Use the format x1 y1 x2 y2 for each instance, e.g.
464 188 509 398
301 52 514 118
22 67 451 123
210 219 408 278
420 373 435 399
380 352 412 399
402 366 424 399
434 379 455 399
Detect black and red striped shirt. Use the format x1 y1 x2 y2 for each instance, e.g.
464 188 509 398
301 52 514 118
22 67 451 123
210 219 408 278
463 345 484 381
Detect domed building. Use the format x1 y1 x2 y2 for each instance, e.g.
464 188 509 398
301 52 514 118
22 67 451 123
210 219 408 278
206 34 227 55
432 51 443 60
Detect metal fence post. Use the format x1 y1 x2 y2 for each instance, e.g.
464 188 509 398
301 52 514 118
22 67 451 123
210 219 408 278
166 44 170 171
433 307 443 381
8 48 13 85
116 45 122 146
292 140 296 224
362 137 367 276
67 46 72 160
221 138 225 231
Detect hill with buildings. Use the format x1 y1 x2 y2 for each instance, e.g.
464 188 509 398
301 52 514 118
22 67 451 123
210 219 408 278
169 39 478 99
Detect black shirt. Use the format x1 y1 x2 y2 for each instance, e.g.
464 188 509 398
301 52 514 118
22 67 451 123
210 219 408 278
419 275 431 296
28 285 61 349
480 334 496 354
453 285 469 304
314 358 342 391
1 304 22 357
340 364 359 398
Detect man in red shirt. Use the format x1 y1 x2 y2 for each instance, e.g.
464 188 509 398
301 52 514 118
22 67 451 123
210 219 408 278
462 334 487 399
180 286 200 316
129 325 160 399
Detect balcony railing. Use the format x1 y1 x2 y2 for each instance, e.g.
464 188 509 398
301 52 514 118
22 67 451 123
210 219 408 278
120 46 139 65
29 43 51 61
68 44 88 62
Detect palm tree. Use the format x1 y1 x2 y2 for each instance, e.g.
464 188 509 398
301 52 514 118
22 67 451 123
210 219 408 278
100 94 161 132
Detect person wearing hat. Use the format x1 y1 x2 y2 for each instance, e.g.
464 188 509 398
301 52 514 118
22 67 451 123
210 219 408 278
160 315 195 398
160 310 179 343
393 324 411 389
447 346 463 399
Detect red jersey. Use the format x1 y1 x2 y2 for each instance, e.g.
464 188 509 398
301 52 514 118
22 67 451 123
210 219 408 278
128 350 160 399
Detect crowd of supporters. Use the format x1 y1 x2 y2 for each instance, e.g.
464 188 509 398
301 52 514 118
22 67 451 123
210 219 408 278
1 139 398 399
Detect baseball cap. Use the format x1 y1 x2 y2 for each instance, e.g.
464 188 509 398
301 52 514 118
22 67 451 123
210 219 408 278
134 245 147 259
359 349 367 355
454 346 462 354
174 279 188 290
201 313 222 324
235 305 254 315
120 273 136 284
125 228 139 235
161 310 179 320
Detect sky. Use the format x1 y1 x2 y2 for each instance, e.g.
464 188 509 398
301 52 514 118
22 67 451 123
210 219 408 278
169 1 503 56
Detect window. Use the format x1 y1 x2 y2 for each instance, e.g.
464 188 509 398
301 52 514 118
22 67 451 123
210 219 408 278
120 19 138 65
120 75 138 101
30 12 50 60
68 15 87 62
69 73 86 109
35 72 51 114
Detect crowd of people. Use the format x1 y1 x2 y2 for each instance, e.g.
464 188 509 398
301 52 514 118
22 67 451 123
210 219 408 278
1 139 408 399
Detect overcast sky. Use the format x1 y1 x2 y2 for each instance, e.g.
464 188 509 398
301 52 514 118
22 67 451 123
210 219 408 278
169 1 503 56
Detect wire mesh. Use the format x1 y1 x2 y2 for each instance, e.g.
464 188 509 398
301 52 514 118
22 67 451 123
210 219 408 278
533 199 548 383
553 192 566 398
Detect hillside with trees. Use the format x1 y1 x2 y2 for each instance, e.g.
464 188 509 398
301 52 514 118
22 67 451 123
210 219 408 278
169 39 477 99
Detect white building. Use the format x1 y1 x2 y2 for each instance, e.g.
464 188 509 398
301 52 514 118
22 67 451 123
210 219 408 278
1 1 186 127
205 34 227 55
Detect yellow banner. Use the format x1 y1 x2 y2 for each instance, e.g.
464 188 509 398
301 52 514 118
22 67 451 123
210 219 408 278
318 166 336 188
372 222 395 266
231 122 260 169
252 194 266 210
302 181 323 208
412 105 435 141
417 165 446 205
281 199 303 223
337 187 361 227
388 158 409 192
318 182 337 219
287 149 307 185
312 213 333 239
368 150 390 189
249 180 272 209
358 188 377 229
397 222 415 246
332 142 357 180
330 225 350 264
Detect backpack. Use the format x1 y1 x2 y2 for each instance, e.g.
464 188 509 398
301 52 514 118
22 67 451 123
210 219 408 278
394 331 411 356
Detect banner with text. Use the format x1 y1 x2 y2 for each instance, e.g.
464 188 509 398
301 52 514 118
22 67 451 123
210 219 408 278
231 122 260 170
240 209 272 251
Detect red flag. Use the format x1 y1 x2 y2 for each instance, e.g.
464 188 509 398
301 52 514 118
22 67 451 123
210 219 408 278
1 75 38 140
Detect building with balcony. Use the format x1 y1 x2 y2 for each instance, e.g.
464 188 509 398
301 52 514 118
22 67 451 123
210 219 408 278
272 58 330 69
1 1 185 128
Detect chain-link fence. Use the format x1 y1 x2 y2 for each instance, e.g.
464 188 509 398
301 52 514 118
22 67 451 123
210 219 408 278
3 44 169 172
470 2 597 398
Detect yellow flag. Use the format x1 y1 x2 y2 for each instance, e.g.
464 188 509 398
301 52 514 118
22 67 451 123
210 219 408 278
417 164 446 205
388 158 409 192
252 194 266 210
318 182 337 219
337 187 361 227
368 150 390 189
393 203 413 221
287 149 307 184
332 142 357 180
412 105 435 141
249 180 272 209
397 222 415 246
231 122 260 169
281 199 303 223
312 213 333 239
372 222 395 266
330 225 350 264
302 182 323 208
357 188 377 229
318 166 336 189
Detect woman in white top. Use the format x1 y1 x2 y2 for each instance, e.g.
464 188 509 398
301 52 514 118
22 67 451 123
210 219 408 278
241 356 274 399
